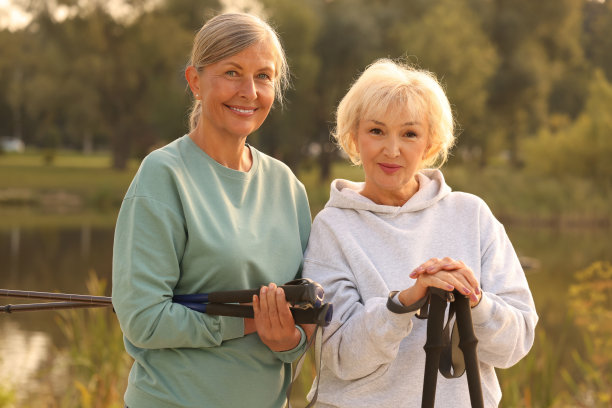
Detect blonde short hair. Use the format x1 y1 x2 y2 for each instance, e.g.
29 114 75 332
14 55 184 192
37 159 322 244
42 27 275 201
187 13 289 131
334 59 455 168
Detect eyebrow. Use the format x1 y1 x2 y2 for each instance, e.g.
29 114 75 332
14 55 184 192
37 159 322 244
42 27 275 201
369 119 421 126
223 61 275 73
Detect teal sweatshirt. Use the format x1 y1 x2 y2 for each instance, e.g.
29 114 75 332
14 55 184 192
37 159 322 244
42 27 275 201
112 135 312 408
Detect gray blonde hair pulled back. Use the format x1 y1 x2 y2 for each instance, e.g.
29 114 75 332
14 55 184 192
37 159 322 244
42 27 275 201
187 12 289 132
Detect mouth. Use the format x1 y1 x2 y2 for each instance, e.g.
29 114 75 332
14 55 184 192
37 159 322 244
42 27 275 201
226 105 257 115
378 163 402 174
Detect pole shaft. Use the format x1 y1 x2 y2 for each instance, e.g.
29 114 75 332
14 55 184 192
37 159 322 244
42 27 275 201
422 292 448 408
1 302 110 313
454 294 484 408
0 289 111 304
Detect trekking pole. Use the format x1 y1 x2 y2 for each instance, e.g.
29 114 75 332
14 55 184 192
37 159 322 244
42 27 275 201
421 288 483 408
454 292 483 408
0 281 333 326
421 288 453 408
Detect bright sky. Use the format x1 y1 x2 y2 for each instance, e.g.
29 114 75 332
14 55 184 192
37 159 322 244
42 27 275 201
0 0 265 31
0 0 31 31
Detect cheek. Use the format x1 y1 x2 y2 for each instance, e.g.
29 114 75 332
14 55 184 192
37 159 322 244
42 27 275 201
259 87 275 108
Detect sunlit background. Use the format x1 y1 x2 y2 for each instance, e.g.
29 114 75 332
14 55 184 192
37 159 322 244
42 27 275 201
1 0 611 407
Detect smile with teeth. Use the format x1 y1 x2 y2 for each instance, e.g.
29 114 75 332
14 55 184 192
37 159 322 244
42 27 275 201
227 105 256 114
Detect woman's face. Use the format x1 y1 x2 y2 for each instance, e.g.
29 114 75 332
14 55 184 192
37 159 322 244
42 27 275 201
355 106 430 206
194 41 276 141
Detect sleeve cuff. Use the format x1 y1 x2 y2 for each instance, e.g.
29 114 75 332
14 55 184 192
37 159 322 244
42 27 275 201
386 291 428 314
273 325 307 363
470 292 494 326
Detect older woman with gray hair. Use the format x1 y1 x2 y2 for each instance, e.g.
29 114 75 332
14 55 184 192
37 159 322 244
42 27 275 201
303 59 538 407
112 12 312 408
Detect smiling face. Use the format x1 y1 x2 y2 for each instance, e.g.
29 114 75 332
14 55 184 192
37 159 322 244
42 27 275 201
355 106 431 206
189 41 277 142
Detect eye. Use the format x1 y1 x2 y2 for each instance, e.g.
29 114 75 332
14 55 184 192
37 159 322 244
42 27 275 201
225 70 238 77
404 131 418 138
369 128 383 135
257 73 271 80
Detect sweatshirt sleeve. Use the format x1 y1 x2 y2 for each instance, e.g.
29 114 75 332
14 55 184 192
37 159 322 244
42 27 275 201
303 217 415 381
470 206 539 368
112 194 244 349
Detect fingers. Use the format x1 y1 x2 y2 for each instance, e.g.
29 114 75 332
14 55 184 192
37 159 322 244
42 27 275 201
410 257 461 277
411 257 480 303
256 284 293 328
418 272 480 303
252 283 300 352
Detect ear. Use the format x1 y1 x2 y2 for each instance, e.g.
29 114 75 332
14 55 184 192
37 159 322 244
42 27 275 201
350 132 360 154
185 66 201 99
423 141 440 161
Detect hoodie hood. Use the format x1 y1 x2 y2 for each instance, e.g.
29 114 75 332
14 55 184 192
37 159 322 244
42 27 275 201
326 168 451 215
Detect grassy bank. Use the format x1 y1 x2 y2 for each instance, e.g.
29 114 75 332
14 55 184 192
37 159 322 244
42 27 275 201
1 151 610 229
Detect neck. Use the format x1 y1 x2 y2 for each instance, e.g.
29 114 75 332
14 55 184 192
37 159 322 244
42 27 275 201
360 176 420 206
189 126 252 172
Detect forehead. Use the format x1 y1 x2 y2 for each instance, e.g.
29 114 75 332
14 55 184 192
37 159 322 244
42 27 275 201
361 102 427 126
215 41 278 72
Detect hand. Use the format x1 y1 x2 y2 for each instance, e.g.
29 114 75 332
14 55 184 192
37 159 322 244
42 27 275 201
252 283 302 352
400 257 481 307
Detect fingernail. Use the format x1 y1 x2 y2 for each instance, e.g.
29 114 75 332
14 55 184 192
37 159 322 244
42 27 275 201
446 284 454 291
475 287 481 295
409 272 417 278
261 287 267 294
276 288 283 296
463 287 471 295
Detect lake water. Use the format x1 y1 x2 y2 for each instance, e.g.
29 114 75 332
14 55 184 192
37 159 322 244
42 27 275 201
1 222 611 405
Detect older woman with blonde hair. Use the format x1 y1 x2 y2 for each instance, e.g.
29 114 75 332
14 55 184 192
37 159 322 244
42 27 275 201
303 59 538 407
112 12 312 408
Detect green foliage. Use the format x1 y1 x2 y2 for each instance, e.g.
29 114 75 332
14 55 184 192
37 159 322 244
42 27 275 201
51 271 132 408
2 0 612 176
0 381 16 408
498 329 569 408
392 0 499 154
561 261 612 407
522 70 612 183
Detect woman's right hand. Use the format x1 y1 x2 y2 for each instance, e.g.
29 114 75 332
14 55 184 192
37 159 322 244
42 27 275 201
398 257 481 307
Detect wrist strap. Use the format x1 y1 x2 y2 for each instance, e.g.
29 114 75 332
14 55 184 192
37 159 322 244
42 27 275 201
386 290 429 314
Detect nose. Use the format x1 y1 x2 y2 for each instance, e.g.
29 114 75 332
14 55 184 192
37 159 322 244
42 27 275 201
384 135 400 157
238 77 257 100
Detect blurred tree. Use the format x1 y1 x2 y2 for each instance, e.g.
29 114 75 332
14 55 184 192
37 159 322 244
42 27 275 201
255 0 322 173
522 69 612 183
390 0 499 166
306 0 388 180
0 29 28 140
583 0 612 82
158 0 221 32
1 0 607 177
484 0 586 167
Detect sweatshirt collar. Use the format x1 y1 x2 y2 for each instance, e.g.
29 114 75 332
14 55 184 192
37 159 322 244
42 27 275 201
326 169 451 214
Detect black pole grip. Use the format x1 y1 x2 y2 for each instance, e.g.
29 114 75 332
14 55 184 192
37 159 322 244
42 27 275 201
196 303 333 326
205 279 324 307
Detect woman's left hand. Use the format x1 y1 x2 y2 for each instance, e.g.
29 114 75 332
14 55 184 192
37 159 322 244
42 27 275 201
252 283 302 351
410 257 482 307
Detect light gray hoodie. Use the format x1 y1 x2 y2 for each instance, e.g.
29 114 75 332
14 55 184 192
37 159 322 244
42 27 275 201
303 169 538 408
